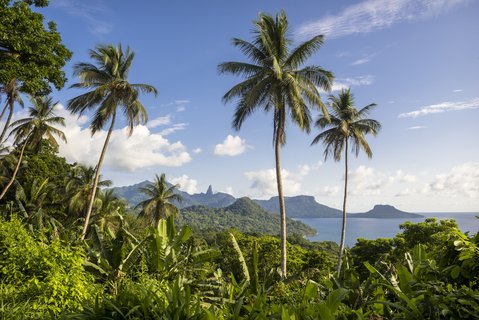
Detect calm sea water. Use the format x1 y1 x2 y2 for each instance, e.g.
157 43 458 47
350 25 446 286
297 212 479 247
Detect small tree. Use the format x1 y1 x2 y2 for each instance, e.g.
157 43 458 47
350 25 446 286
136 173 182 228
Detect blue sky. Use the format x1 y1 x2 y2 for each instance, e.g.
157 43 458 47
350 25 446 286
17 0 478 212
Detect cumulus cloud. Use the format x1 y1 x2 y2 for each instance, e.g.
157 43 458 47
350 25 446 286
192 148 202 154
295 0 468 40
214 135 247 156
452 89 463 93
424 162 479 198
348 167 417 196
398 98 479 118
54 104 191 171
245 168 301 198
389 170 416 183
244 161 322 198
171 175 198 194
316 186 340 196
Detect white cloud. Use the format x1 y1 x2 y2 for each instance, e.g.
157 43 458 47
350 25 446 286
452 89 463 93
389 170 416 183
171 175 198 194
54 104 191 171
424 162 479 198
147 115 171 129
316 186 340 196
328 75 375 92
348 167 417 196
298 161 322 176
349 166 386 195
295 0 468 40
245 168 301 198
162 99 190 112
159 123 188 136
214 135 247 156
220 186 234 196
192 148 202 154
351 58 371 66
398 98 479 118
407 126 427 130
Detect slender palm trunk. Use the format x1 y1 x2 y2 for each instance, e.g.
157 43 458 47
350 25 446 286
0 139 27 200
0 100 9 124
81 114 116 240
275 111 287 279
0 95 14 144
337 139 349 274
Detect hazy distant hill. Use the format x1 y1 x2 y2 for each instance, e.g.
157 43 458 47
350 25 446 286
110 181 422 219
349 205 423 219
179 197 316 236
110 182 235 209
255 195 342 218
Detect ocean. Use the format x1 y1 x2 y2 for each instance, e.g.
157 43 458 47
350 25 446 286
297 212 479 247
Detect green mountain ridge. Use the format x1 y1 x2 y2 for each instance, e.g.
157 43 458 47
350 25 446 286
110 181 423 219
178 197 316 236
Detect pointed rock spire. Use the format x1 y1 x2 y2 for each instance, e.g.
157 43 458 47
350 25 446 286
206 185 213 195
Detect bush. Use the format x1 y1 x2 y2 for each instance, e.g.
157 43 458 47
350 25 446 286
0 217 98 318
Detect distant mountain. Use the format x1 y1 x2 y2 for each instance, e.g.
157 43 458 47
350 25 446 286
255 195 342 218
179 197 316 236
110 181 422 220
349 205 423 219
109 182 235 209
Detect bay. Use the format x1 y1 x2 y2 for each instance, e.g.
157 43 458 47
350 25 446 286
297 212 479 247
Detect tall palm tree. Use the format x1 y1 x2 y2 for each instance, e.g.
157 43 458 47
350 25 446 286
218 10 333 278
311 88 381 274
0 79 24 143
0 95 66 200
67 44 158 240
136 173 182 228
9 95 66 152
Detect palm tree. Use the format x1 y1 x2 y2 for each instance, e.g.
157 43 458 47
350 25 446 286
66 164 112 219
311 88 381 274
218 10 333 278
0 79 24 143
9 95 66 152
67 44 158 240
0 95 66 200
136 173 182 228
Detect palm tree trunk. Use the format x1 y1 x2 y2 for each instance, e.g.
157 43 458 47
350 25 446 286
0 94 14 144
0 100 9 124
81 114 116 240
337 139 348 274
274 112 287 279
0 139 27 200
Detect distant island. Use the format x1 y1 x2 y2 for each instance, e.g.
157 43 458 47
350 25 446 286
109 182 424 220
349 205 424 219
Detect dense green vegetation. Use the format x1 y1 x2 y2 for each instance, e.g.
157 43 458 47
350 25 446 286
178 197 316 236
1 3 478 319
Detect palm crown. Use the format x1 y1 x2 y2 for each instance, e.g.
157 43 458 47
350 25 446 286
9 95 66 151
219 10 333 145
312 88 381 161
136 174 183 228
68 44 158 135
